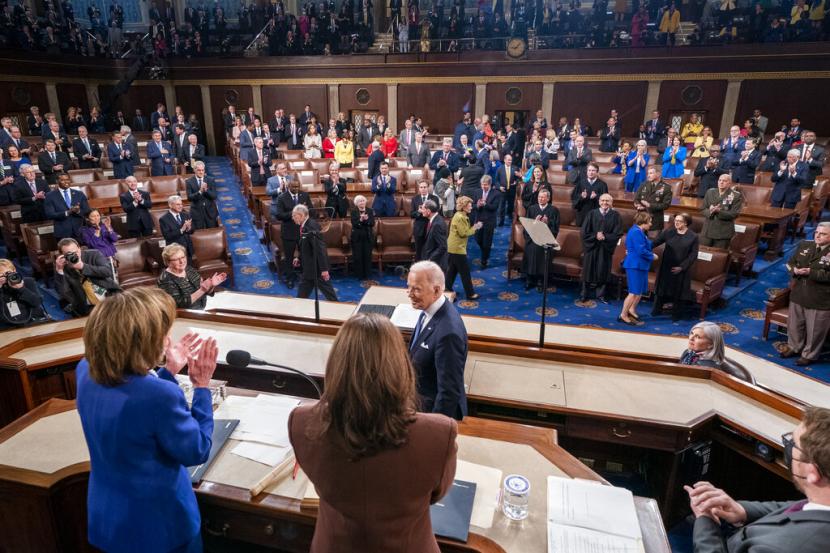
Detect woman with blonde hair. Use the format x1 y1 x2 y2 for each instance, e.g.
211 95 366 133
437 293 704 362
289 312 457 552
76 287 219 553
158 243 226 309
0 258 46 327
446 195 483 300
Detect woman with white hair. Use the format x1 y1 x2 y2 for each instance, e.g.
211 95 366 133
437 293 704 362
679 321 725 367
624 139 650 192
350 195 375 280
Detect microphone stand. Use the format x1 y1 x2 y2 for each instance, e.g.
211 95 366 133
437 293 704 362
245 358 323 399
539 244 552 349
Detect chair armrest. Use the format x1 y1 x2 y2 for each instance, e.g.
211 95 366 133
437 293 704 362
765 288 791 311
704 274 727 296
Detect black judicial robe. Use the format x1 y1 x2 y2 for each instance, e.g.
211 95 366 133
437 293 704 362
571 178 608 227
580 208 623 285
523 203 560 277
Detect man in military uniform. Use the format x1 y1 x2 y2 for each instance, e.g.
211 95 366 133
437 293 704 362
700 174 743 249
781 222 830 366
634 166 674 236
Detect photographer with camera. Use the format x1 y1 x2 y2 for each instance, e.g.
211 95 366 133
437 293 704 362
54 238 122 317
0 259 47 328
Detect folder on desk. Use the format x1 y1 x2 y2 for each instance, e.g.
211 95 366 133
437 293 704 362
189 419 239 484
430 479 477 543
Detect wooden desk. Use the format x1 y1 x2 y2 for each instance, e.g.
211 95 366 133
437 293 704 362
0 399 670 553
609 192 794 259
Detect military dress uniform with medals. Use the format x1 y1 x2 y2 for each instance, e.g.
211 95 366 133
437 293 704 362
701 187 743 249
634 179 674 234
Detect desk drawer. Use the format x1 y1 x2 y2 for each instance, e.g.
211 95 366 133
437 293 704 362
566 416 687 451
200 503 313 552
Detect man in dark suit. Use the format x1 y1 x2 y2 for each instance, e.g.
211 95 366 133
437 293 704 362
599 117 621 152
223 106 238 134
181 133 205 174
268 108 286 145
44 174 91 240
27 106 44 136
406 132 430 168
247 137 273 186
720 126 746 166
406 261 468 420
771 150 810 209
644 110 665 146
159 195 194 257
293 204 338 301
119 176 154 237
185 162 218 230
72 126 102 169
685 407 830 553
54 238 121 316
172 124 189 163
13 164 49 223
276 181 312 287
242 107 260 127
108 132 133 179
5 127 32 159
285 114 303 150
121 127 140 167
150 103 167 130
147 130 175 176
472 176 501 268
565 135 592 184
429 139 460 185
730 139 762 185
356 117 377 156
37 139 71 184
496 153 521 227
45 120 70 154
796 131 827 186
155 117 174 143
783 117 802 149
411 181 440 260
132 109 149 132
421 201 448 271
503 123 519 158
298 105 316 128
694 146 728 198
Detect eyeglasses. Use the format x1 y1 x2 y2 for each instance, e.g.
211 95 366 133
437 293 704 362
781 431 820 477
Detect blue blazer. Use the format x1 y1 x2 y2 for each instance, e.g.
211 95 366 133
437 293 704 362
44 188 91 240
624 152 650 190
409 299 468 420
76 359 213 553
146 140 175 176
621 226 654 271
107 141 134 179
371 174 397 217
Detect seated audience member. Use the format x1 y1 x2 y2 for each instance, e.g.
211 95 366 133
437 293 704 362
293 204 339 301
73 126 102 169
80 209 119 266
350 195 375 280
680 321 725 367
730 139 761 184
685 406 830 553
694 146 727 198
13 164 49 223
45 173 91 241
54 238 122 316
158 243 227 310
288 312 457 552
371 162 397 217
107 132 134 179
76 287 219 553
771 149 810 209
324 163 349 218
37 139 71 185
701 174 743 249
3 144 31 176
160 195 195 257
119 176 154 237
186 162 219 229
0 258 47 327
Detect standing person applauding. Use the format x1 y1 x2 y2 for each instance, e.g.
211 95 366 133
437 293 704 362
619 212 657 326
446 196 482 300
289 312 457 553
76 287 219 553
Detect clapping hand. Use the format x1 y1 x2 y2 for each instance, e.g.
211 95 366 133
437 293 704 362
780 161 788 172
182 219 192 231
684 482 747 525
590 191 597 199
163 332 203 375
597 231 605 240
35 191 46 200
188 337 219 388
473 221 483 230
581 190 588 198
210 272 227 287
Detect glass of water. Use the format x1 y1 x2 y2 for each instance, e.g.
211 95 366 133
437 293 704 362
502 474 530 520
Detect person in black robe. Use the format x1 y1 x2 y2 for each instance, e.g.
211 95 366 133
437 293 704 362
349 195 375 279
324 164 349 218
571 162 608 227
580 194 623 303
650 212 699 321
523 188 560 292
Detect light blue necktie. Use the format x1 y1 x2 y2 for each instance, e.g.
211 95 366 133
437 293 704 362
410 312 426 351
63 189 71 208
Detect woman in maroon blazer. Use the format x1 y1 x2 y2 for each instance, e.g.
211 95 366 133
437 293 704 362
289 312 458 553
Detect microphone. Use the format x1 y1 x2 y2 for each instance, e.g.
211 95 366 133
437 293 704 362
225 349 323 399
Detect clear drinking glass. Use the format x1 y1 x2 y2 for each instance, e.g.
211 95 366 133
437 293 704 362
502 474 530 520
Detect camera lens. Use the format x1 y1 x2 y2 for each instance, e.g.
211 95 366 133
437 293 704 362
65 252 79 264
5 272 22 285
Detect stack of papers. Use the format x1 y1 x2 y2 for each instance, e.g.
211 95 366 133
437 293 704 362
547 476 644 553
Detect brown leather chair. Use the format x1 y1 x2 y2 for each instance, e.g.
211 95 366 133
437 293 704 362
507 222 526 280
552 187 571 203
763 288 790 339
737 186 771 206
616 207 636 231
604 174 624 191
553 202 575 227
547 170 569 185
287 160 310 171
321 220 348 272
376 218 414 271
68 168 102 184
282 151 304 160
609 233 628 299
21 222 57 278
307 158 331 175
550 227 583 280
810 178 829 222
191 227 234 287
387 168 408 193
114 239 159 289
268 221 283 277
87 182 123 200
401 196 414 217
133 165 151 179
149 176 183 197
407 168 429 190
149 208 169 235
592 152 615 164
729 222 761 284
754 171 774 188
339 168 362 183
689 247 730 318
0 205 25 260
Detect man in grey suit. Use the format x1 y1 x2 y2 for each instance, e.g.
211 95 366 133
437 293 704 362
398 119 417 157
406 132 430 168
265 161 295 220
686 406 830 553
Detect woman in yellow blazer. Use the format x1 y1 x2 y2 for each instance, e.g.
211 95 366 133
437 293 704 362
446 196 482 300
691 127 714 159
681 114 703 149
334 131 355 167
659 3 681 45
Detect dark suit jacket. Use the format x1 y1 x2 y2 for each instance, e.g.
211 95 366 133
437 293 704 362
44 188 91 240
367 149 386 180
692 500 830 553
599 126 621 152
185 176 218 229
288 404 456 553
37 150 71 184
46 130 71 153
472 188 502 225
694 158 728 198
771 162 810 206
496 164 521 193
298 217 328 278
276 191 312 241
119 190 154 234
428 151 460 184
172 133 189 162
285 123 303 149
565 147 593 184
422 215 448 271
410 298 468 420
150 110 167 130
797 143 827 184
146 140 175 176
247 147 273 186
356 124 378 153
55 249 121 316
132 115 149 131
72 137 102 169
107 142 134 179
411 194 440 237
12 176 49 222
123 134 140 166
730 149 761 184
181 143 205 172
223 112 237 133
159 211 194 254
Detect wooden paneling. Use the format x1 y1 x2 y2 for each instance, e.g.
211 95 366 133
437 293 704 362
174 85 205 128
736 79 830 137
260 85 328 124
552 82 648 136
99 84 165 124
397 83 475 135
209 85 253 152
485 83 543 114
56 83 89 119
657 80 727 136
338 84 387 121
0 82 48 128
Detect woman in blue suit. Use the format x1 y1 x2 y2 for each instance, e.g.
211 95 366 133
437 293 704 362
661 136 687 178
76 287 219 553
620 212 657 326
624 140 650 192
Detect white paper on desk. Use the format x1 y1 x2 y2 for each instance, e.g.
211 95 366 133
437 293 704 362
548 523 645 553
547 476 642 540
213 394 300 447
455 460 503 529
390 303 421 330
231 442 292 467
